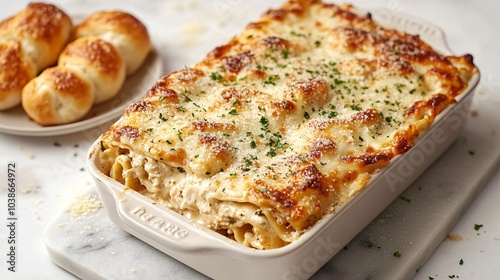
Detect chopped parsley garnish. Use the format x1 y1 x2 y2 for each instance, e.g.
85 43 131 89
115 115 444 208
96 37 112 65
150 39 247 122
264 75 279 86
228 109 238 115
250 140 257 149
399 196 411 203
260 116 269 128
176 129 183 141
181 92 192 102
290 30 307 37
210 72 223 83
260 187 270 197
393 251 402 258
474 224 483 231
255 209 264 216
348 104 362 111
159 113 167 122
329 111 338 118
281 49 289 59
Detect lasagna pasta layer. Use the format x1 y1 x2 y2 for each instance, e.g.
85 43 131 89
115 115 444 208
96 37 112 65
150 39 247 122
97 0 476 249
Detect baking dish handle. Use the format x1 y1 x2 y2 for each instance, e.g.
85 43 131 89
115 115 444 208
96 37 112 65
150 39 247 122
103 183 232 254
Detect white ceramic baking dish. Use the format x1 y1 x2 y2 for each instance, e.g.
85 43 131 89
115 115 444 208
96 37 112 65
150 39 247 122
87 10 480 280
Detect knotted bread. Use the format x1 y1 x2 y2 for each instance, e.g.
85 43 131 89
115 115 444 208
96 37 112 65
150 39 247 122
0 3 72 110
59 37 126 104
21 10 151 125
21 67 94 126
72 11 151 75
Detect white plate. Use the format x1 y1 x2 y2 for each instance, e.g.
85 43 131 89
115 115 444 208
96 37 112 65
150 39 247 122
0 50 163 137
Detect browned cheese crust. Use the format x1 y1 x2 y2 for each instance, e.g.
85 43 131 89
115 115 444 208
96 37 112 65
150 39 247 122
97 0 477 249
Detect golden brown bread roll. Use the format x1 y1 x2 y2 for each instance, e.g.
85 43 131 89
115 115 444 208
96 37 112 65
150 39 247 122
0 3 72 71
72 11 151 75
0 40 37 110
21 67 94 126
14 8 151 125
0 2 72 111
58 37 126 104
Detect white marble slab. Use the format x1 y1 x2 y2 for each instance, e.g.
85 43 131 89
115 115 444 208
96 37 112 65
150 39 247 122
44 196 206 280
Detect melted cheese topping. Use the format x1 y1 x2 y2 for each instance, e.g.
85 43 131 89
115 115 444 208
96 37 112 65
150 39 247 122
97 0 476 249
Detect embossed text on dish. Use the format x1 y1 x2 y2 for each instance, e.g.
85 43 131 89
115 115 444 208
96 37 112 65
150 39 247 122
130 207 188 239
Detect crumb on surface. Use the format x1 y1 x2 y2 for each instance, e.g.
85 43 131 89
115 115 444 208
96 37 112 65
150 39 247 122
33 199 43 207
446 233 463 241
65 194 103 217
20 183 40 194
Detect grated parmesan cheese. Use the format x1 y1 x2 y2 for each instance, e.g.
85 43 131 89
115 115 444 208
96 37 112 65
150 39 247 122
65 194 103 217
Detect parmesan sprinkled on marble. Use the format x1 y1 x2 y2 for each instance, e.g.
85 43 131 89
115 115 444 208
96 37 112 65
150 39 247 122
65 194 103 217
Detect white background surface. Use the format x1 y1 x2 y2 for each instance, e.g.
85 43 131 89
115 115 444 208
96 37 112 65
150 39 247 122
0 0 499 279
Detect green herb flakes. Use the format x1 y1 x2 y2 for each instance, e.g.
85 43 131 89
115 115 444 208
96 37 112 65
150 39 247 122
159 113 167 122
210 72 223 83
250 141 257 149
260 116 269 128
281 49 289 59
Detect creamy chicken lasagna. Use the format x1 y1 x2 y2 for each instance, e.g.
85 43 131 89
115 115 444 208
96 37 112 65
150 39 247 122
96 0 477 249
